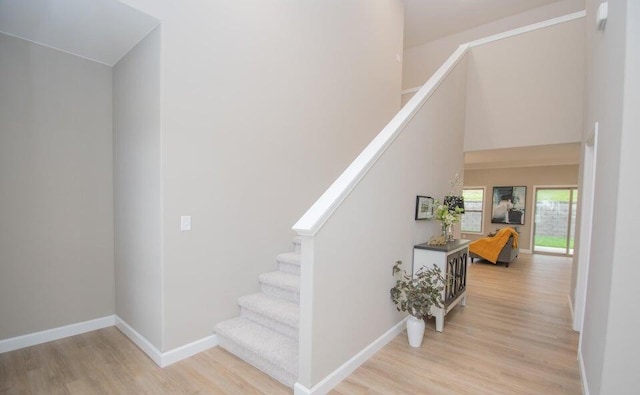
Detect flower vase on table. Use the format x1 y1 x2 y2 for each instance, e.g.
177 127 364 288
435 200 464 243
446 224 454 241
441 223 454 241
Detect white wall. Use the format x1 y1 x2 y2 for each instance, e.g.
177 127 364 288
302 54 468 387
113 27 162 350
464 18 584 151
118 0 404 351
600 2 640 391
580 0 640 393
402 0 584 89
0 33 114 339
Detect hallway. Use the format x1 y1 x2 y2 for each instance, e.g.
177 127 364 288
334 253 581 394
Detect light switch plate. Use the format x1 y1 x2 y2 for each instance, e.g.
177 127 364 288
180 216 191 231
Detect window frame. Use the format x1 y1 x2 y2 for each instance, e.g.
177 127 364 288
461 186 485 234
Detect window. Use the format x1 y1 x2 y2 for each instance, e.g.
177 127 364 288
461 187 484 233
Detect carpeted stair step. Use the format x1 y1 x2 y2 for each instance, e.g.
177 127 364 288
277 252 301 275
215 317 298 388
239 293 299 339
259 271 300 304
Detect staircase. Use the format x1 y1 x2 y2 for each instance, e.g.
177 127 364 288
215 238 301 388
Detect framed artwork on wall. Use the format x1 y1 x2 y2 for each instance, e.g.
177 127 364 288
415 196 434 220
444 195 465 213
491 186 526 224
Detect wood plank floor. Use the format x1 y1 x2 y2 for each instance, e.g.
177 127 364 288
0 253 581 394
0 328 290 394
333 253 581 395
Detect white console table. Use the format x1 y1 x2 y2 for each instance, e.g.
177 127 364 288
413 239 470 332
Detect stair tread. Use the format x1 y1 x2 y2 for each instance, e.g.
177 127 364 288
259 271 300 292
239 293 299 328
215 317 298 374
276 252 301 265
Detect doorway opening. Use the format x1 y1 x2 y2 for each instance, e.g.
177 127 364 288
532 187 578 256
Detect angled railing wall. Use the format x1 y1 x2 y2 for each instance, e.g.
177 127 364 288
293 45 470 393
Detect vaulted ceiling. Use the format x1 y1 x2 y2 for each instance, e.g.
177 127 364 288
1 0 582 170
0 0 158 66
1 0 578 65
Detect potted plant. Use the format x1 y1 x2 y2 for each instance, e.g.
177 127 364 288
390 261 445 347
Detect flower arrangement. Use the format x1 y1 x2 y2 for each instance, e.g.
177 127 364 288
434 199 464 241
434 200 464 226
438 172 465 226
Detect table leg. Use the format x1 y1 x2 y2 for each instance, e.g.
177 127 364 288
435 310 444 332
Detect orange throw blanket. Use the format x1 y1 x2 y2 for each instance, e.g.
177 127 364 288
469 228 519 264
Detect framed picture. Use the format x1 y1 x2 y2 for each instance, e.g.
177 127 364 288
491 186 526 224
444 195 465 213
415 196 434 220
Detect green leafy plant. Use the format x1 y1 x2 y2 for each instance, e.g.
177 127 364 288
390 261 445 320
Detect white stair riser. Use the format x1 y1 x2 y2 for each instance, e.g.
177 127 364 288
260 283 299 304
278 261 300 275
218 337 296 388
241 308 298 340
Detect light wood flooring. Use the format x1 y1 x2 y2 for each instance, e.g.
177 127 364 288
333 253 581 394
0 253 581 394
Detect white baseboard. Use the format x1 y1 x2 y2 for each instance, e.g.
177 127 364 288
520 249 532 254
578 349 590 395
0 314 218 367
0 315 115 354
161 332 219 366
294 317 408 395
567 295 575 319
115 316 218 368
115 316 163 366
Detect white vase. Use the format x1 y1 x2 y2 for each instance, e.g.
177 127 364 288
406 316 426 347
